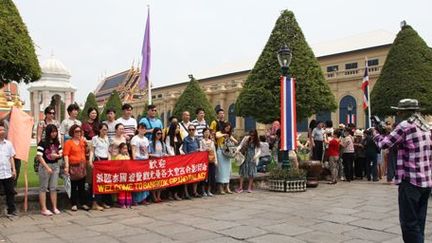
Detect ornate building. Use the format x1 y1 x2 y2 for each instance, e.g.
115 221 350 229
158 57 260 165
95 31 395 134
0 81 24 118
28 56 76 125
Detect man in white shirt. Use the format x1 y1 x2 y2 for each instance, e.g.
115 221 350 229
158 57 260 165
116 103 137 142
0 121 17 217
179 111 192 139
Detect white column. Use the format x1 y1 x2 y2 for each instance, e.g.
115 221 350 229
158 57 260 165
64 91 72 119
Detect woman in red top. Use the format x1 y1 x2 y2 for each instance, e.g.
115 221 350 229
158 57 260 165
326 132 341 184
63 124 89 211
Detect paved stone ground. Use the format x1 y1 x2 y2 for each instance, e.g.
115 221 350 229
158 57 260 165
0 181 431 243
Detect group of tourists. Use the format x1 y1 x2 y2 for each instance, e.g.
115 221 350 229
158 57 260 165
309 120 396 184
0 103 271 217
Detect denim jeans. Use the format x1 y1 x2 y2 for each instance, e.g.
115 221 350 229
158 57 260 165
398 180 431 243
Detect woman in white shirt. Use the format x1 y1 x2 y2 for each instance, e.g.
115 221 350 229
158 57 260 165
89 123 111 210
131 124 151 204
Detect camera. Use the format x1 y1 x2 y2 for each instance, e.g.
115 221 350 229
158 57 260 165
370 115 387 134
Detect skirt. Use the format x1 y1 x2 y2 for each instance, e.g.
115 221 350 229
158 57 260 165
239 160 257 178
216 148 231 183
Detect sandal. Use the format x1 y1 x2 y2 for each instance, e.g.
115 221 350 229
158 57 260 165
53 208 61 215
41 209 53 216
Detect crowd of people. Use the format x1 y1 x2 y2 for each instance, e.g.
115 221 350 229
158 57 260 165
0 103 275 217
309 120 396 185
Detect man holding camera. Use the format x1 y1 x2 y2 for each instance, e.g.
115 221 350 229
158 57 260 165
373 99 432 243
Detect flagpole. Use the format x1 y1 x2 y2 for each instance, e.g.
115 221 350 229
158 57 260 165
366 57 372 128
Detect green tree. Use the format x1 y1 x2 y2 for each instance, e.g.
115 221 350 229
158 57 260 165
172 76 216 123
236 10 336 124
79 92 99 121
371 25 432 116
100 90 122 121
0 0 41 87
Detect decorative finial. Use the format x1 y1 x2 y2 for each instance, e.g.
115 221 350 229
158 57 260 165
400 20 407 29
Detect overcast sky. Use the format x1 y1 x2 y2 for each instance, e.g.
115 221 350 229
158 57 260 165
13 0 432 108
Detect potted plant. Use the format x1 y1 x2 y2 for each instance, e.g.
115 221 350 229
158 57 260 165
267 165 307 192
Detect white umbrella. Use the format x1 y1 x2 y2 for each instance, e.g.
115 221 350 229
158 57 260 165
62 174 71 198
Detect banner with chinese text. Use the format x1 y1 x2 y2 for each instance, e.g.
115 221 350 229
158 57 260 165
93 152 208 194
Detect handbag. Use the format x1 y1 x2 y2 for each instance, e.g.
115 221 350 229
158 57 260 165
222 138 237 158
234 152 245 166
69 162 87 180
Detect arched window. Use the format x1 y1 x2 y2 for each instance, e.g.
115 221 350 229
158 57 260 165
339 95 357 126
316 111 331 124
167 110 172 122
297 118 308 132
244 116 256 132
228 104 236 128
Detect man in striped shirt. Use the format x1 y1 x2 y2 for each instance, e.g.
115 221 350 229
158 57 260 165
374 99 432 243
191 108 208 141
116 104 137 142
103 108 118 141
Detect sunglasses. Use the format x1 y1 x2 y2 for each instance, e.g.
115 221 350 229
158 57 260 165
48 112 55 115
189 129 196 131
74 130 82 133
156 132 162 135
152 109 157 112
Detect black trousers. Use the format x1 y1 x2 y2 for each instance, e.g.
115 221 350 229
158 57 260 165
0 159 20 193
71 178 87 206
354 157 365 178
399 180 430 243
0 177 16 214
206 163 216 190
313 140 323 161
342 153 354 181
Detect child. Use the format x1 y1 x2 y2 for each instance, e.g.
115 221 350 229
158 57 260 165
114 143 132 208
0 121 17 217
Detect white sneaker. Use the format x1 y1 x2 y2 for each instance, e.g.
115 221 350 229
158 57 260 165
207 191 214 197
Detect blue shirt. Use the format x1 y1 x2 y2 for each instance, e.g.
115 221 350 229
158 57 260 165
139 116 163 140
182 136 200 154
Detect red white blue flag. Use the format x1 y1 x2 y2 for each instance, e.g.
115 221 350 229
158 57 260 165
280 76 297 151
346 114 356 125
362 62 369 110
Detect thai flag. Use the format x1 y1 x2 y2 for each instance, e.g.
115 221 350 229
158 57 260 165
346 114 356 125
362 62 369 110
280 76 297 151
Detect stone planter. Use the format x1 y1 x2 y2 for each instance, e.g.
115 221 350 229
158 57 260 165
299 160 323 188
285 180 307 192
268 179 306 192
268 179 286 192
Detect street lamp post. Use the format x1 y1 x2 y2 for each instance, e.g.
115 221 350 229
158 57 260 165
277 45 293 169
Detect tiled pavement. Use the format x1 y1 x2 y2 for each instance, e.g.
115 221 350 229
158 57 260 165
1 181 431 242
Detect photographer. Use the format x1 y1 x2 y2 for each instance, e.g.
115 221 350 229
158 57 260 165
373 99 432 243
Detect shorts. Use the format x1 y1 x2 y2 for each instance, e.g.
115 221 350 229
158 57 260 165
38 163 60 193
